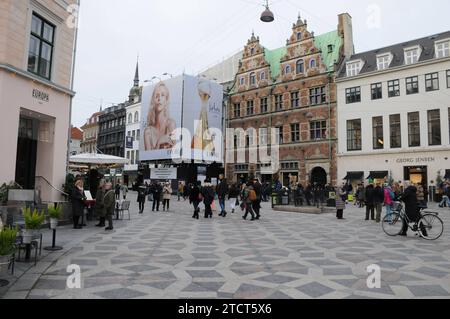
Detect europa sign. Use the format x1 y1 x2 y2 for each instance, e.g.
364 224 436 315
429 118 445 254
32 89 49 102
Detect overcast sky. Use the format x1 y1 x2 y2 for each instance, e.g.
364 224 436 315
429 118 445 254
71 0 450 127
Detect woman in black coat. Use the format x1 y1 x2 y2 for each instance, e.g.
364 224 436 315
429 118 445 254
137 184 147 214
400 183 421 236
72 179 87 229
189 182 201 219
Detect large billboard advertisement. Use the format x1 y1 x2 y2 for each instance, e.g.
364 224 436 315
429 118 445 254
140 76 183 161
140 75 223 163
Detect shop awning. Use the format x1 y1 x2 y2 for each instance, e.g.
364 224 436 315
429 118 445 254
367 171 388 180
344 171 364 180
444 170 450 179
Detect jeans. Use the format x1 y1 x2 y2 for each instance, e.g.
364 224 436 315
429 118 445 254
139 201 145 212
152 199 160 211
219 198 226 213
439 195 450 207
243 203 255 220
385 204 392 221
163 199 170 211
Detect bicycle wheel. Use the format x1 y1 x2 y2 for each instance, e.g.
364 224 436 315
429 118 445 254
418 214 444 241
382 212 404 236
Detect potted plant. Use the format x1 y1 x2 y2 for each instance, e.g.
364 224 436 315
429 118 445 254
23 208 44 244
0 226 17 270
47 205 62 229
0 181 22 206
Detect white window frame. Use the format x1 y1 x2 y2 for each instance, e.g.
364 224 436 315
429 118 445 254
346 60 363 77
435 39 450 59
404 46 421 65
376 53 392 71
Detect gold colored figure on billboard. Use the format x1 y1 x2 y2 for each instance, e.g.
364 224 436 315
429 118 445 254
191 79 215 152
144 82 176 151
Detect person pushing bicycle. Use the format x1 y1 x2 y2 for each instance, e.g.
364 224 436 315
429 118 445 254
399 181 428 237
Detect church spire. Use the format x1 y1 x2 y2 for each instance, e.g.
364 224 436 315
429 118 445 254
133 57 139 87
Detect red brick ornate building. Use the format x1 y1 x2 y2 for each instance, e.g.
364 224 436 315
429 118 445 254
226 13 354 187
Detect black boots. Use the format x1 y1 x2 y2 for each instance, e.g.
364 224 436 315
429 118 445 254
96 218 105 227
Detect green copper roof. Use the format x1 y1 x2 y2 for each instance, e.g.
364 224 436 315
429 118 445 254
313 30 342 72
264 47 287 79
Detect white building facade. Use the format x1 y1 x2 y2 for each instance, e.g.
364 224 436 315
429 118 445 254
336 31 450 191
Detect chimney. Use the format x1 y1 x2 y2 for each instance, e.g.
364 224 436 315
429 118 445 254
338 13 354 58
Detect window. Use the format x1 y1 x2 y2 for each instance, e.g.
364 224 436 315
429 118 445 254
425 73 439 91
132 130 136 140
406 76 419 95
377 54 391 70
447 70 450 88
405 48 419 64
388 80 400 97
347 119 362 151
428 109 441 146
276 126 284 144
128 113 132 124
285 65 291 74
246 100 254 116
291 124 300 142
372 116 384 150
28 13 55 79
371 83 382 100
136 150 139 163
345 87 361 104
127 151 130 160
290 91 300 108
436 41 450 58
310 121 326 140
408 112 420 147
310 86 326 105
296 60 304 74
136 129 140 141
250 72 256 85
275 94 283 111
390 114 401 149
310 59 316 68
260 71 266 80
233 103 241 118
346 61 361 77
134 112 139 123
131 150 135 165
250 47 255 55
296 32 302 41
328 45 334 53
260 98 268 113
239 77 245 86
259 128 268 145
247 129 255 147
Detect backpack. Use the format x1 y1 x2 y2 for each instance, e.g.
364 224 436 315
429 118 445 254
248 189 257 202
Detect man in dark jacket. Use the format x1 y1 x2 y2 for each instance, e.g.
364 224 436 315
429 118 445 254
217 174 229 217
252 178 262 219
400 183 426 236
365 183 375 220
374 183 385 223
104 182 115 231
189 182 201 219
152 182 162 212
201 181 215 219
137 184 147 214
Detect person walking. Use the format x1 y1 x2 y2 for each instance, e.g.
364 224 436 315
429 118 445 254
201 180 215 219
374 183 385 223
228 183 239 214
152 182 162 212
137 184 147 214
242 183 256 221
115 182 121 200
305 184 313 206
104 182 115 231
335 184 347 220
217 174 229 217
399 182 427 237
162 182 172 211
365 183 376 220
189 181 201 219
252 178 262 219
71 179 87 229
438 182 450 207
416 183 426 207
177 182 183 201
383 183 395 222
94 181 106 227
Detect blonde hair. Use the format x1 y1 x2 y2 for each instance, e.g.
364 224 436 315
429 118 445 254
75 179 84 188
148 82 170 127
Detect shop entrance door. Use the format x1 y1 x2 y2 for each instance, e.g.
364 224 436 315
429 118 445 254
404 166 428 188
15 117 38 189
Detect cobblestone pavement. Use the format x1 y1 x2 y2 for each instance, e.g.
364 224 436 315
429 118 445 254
1 193 450 299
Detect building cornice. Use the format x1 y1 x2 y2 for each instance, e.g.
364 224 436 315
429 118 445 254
336 56 450 83
337 146 450 158
0 63 76 96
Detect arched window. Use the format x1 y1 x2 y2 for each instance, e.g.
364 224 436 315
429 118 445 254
250 72 256 85
134 111 139 123
296 60 304 74
250 47 255 55
128 113 132 124
240 77 245 86
310 59 316 68
296 32 302 41
260 71 266 80
285 65 291 74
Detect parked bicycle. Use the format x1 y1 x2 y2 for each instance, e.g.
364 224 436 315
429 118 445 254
382 202 444 240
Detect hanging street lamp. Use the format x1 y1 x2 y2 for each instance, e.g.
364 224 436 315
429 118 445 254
260 0 275 23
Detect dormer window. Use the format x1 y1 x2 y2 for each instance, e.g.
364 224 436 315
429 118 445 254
296 32 302 41
377 53 392 70
404 47 420 65
436 40 450 58
250 47 255 55
250 72 256 85
346 60 362 77
285 65 291 74
327 45 334 53
310 59 316 68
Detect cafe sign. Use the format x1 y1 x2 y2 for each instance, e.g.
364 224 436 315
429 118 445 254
32 89 49 102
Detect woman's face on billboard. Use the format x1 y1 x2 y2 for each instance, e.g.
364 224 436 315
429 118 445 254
154 85 168 112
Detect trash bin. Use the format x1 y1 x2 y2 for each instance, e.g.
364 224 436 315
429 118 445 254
282 192 289 205
271 193 278 208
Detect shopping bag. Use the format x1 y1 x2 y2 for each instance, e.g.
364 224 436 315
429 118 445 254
211 201 216 211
